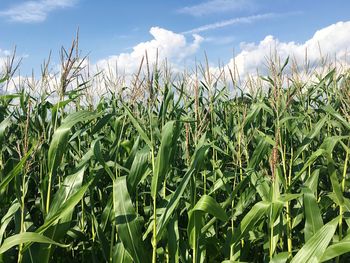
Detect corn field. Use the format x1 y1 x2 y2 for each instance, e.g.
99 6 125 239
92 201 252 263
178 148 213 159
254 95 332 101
0 49 350 262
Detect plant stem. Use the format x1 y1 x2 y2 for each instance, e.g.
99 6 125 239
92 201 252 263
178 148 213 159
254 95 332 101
337 145 349 263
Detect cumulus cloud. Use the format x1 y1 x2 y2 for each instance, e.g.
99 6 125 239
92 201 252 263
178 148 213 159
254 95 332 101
0 0 78 23
96 27 203 76
0 49 13 94
0 48 11 67
3 22 350 96
227 21 350 79
178 0 253 17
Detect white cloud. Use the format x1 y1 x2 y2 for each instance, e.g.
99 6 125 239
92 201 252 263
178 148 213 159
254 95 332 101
0 48 11 66
2 73 60 96
0 48 13 79
4 22 350 97
0 0 78 23
182 13 278 34
227 21 350 80
0 49 11 94
178 0 253 17
96 27 203 76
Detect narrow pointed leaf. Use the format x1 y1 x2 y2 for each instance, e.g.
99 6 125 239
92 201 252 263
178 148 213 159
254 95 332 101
303 187 323 242
0 232 68 254
113 176 150 263
291 217 339 263
151 120 175 198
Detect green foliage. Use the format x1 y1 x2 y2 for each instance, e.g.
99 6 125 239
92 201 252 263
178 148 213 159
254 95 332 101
0 62 350 263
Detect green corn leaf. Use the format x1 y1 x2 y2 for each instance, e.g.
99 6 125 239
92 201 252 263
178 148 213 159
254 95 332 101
188 195 228 248
303 187 323 242
123 104 152 148
232 201 270 245
93 139 115 181
35 179 92 235
113 240 134 263
191 195 228 222
248 138 270 170
295 116 328 159
46 166 85 220
167 215 179 263
113 176 150 263
156 139 210 240
290 148 326 188
322 105 350 130
243 102 273 128
48 110 100 174
291 217 339 263
0 232 68 254
0 202 20 244
127 146 149 195
0 117 11 144
28 166 86 262
92 215 110 262
270 252 289 263
151 120 176 198
329 163 344 206
0 146 34 192
321 239 350 261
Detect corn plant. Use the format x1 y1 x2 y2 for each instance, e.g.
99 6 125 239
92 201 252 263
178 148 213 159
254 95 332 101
0 48 350 263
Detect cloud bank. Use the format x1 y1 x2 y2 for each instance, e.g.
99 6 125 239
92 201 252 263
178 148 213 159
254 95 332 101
2 21 350 95
0 49 11 66
96 21 350 82
228 21 350 78
96 27 203 75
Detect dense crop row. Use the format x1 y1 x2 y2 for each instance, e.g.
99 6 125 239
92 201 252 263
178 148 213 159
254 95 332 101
0 52 350 262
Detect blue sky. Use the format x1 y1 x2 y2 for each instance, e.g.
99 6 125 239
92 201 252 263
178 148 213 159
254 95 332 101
1 0 350 76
